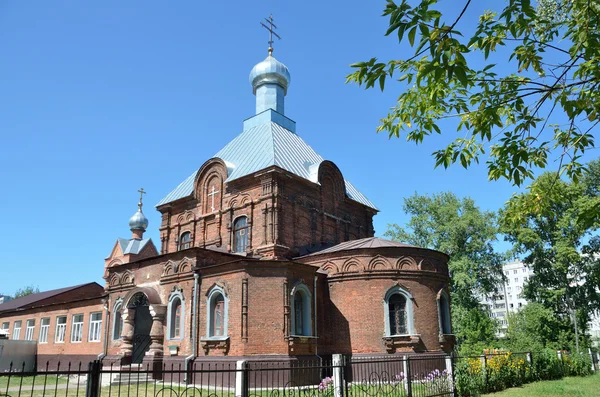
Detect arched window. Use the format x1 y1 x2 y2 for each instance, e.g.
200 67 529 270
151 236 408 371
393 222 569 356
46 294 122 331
179 232 192 251
438 291 452 334
233 217 249 253
389 294 407 335
112 300 124 341
291 284 312 336
167 291 185 340
206 286 228 338
384 286 415 336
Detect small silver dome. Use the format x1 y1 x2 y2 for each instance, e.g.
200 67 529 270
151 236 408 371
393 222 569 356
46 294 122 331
249 54 291 94
129 208 149 231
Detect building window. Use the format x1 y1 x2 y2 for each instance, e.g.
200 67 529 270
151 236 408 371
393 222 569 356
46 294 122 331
438 292 452 334
113 301 124 341
25 319 35 341
39 318 50 344
233 216 249 253
71 314 84 343
291 284 313 336
1 322 8 330
167 291 185 340
513 270 517 274
89 313 102 342
384 286 415 336
206 286 228 338
514 278 518 282
55 316 67 343
12 321 22 340
179 232 192 250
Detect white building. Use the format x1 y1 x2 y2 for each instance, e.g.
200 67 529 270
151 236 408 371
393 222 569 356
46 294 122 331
480 260 533 336
0 296 11 305
481 260 600 342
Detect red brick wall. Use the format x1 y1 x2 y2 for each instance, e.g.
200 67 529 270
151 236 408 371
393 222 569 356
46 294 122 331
0 299 105 359
157 161 376 259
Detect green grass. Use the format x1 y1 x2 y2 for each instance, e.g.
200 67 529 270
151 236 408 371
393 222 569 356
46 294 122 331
486 373 600 396
0 375 67 389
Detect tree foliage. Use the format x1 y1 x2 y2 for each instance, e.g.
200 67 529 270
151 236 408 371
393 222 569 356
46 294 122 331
386 192 505 308
501 158 600 340
347 0 598 186
385 192 503 351
14 285 40 299
504 302 577 352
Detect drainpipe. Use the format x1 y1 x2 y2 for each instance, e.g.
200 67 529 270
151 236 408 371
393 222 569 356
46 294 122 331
314 276 322 362
98 298 110 361
184 273 200 383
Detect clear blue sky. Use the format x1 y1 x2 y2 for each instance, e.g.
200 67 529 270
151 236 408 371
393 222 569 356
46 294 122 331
0 1 592 294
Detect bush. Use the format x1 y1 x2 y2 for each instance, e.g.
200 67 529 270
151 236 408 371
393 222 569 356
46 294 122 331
563 352 592 377
531 349 564 380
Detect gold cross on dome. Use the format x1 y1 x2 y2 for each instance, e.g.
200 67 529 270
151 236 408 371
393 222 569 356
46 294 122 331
260 14 281 54
138 188 146 209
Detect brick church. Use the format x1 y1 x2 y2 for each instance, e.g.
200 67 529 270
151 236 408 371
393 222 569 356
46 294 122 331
0 45 454 368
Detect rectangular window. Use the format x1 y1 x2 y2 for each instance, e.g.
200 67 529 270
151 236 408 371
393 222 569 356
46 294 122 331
1 322 8 330
71 314 84 342
514 278 518 282
25 319 35 341
88 313 102 342
522 268 526 273
513 270 517 274
55 316 67 343
39 318 50 343
13 321 21 340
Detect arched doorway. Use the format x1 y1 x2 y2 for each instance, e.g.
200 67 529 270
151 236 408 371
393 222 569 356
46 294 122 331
128 292 152 363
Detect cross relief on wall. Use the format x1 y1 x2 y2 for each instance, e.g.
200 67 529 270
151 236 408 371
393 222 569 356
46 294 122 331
208 185 219 212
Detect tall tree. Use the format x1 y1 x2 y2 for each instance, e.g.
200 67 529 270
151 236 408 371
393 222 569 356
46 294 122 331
501 158 600 351
347 0 597 187
385 192 504 351
13 285 40 299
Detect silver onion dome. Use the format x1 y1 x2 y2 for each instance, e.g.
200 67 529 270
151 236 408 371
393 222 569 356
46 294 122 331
249 54 291 94
128 207 149 231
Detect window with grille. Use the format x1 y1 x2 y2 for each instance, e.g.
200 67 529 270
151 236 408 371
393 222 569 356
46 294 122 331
168 297 183 339
179 232 192 250
12 321 21 340
89 313 102 342
294 292 306 335
71 314 84 343
233 217 249 253
213 296 225 337
25 319 35 341
39 318 50 343
388 294 407 335
113 303 123 340
55 316 67 343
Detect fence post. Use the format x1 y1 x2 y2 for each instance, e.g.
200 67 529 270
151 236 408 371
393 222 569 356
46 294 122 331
235 360 248 397
589 348 595 372
480 355 487 389
403 355 412 397
332 354 344 397
445 354 455 397
85 360 101 397
526 352 532 365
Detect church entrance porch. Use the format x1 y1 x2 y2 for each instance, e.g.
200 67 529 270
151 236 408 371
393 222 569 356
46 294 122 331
131 294 152 364
119 289 166 367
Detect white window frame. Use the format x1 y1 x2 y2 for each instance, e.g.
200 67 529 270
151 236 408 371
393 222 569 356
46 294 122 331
55 316 67 343
12 321 22 340
112 299 124 341
205 285 228 339
384 286 415 336
290 283 313 337
167 290 185 340
437 290 452 335
1 322 8 330
39 318 50 344
25 319 35 341
71 314 84 343
88 312 102 342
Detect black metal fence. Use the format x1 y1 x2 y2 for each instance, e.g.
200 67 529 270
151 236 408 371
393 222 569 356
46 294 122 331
0 354 455 397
